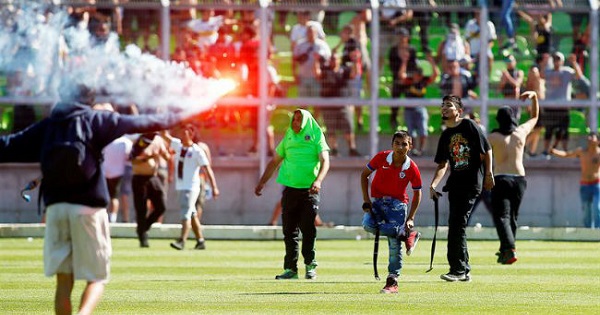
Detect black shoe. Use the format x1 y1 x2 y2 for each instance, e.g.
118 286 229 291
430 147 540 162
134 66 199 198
440 272 471 282
194 240 206 250
349 149 361 157
139 232 149 248
170 239 184 250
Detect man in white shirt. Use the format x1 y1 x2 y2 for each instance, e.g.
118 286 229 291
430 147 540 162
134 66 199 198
102 135 132 223
464 10 497 77
167 124 219 250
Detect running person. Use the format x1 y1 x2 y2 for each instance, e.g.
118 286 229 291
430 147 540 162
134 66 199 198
360 130 423 293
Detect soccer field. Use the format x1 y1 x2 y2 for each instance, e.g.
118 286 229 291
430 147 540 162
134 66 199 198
1 238 599 314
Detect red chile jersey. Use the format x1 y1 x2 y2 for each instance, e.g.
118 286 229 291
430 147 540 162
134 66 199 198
367 150 423 203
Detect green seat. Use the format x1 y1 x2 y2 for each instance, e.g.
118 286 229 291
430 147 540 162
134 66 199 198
337 11 356 31
429 112 443 134
273 34 291 53
569 110 589 135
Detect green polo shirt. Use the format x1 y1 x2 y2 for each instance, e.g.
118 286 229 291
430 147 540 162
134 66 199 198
275 111 329 189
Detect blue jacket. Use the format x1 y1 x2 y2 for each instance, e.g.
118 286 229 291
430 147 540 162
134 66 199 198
0 102 184 208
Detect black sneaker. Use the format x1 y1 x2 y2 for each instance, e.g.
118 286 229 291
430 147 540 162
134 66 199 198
194 240 206 250
139 232 149 248
170 239 184 250
440 272 471 282
275 269 298 280
499 249 518 265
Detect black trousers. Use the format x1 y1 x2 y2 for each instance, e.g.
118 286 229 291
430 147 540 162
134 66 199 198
491 175 527 252
447 189 479 275
281 186 319 272
132 174 167 236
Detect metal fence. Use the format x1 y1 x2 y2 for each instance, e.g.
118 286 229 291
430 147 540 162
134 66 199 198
0 0 598 170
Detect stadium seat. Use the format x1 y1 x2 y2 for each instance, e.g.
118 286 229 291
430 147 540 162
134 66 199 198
569 109 589 135
337 11 356 31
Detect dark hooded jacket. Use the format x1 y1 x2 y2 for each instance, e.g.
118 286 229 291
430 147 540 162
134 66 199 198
0 102 184 208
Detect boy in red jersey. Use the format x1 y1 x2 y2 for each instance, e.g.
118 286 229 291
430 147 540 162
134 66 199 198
360 130 423 294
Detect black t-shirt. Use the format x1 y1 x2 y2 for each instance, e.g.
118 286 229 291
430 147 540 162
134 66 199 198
434 119 491 193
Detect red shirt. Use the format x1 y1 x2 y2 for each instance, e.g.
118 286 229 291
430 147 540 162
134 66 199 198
367 150 422 203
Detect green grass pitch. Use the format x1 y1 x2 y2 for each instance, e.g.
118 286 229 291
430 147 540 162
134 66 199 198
1 238 599 314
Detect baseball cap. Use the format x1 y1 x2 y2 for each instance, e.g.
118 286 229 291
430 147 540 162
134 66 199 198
552 51 565 61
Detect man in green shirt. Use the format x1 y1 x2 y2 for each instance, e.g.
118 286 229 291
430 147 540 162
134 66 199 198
255 109 330 280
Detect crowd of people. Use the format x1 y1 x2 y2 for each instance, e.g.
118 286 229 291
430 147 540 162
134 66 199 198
1 3 596 159
0 2 598 312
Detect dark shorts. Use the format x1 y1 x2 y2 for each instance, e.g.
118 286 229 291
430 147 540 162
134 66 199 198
106 176 123 199
120 165 133 195
540 109 569 140
321 106 353 134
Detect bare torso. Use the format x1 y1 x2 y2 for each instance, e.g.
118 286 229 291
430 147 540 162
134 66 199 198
489 127 528 176
578 148 600 183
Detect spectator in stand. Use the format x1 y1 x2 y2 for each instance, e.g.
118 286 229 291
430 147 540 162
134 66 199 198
439 59 478 106
315 53 361 157
498 0 517 52
206 28 239 81
410 0 436 54
293 25 331 99
121 8 159 51
388 27 418 132
539 52 583 157
289 11 326 82
349 10 372 130
436 23 471 73
464 10 497 80
518 9 552 59
498 54 524 119
524 54 547 157
333 24 365 135
170 0 196 49
239 26 261 97
404 52 439 156
186 9 234 52
379 0 413 72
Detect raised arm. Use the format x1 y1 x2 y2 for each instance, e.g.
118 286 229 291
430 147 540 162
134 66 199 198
519 91 539 133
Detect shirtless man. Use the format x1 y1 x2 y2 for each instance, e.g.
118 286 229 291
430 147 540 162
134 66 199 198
131 132 171 247
551 134 600 229
488 91 539 264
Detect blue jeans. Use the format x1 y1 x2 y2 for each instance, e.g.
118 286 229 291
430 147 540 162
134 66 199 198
500 0 515 38
580 183 600 229
362 198 407 276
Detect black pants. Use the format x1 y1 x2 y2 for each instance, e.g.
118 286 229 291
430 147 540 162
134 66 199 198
447 189 479 275
132 174 167 236
491 175 527 252
281 186 319 272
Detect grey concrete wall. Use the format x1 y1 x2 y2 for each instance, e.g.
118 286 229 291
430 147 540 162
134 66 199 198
0 157 586 228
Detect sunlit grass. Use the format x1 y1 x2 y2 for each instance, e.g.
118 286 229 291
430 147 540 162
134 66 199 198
1 238 599 314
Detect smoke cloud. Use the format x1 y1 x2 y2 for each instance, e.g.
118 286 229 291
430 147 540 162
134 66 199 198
0 1 233 114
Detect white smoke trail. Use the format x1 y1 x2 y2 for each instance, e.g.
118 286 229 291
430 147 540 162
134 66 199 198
0 0 234 113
